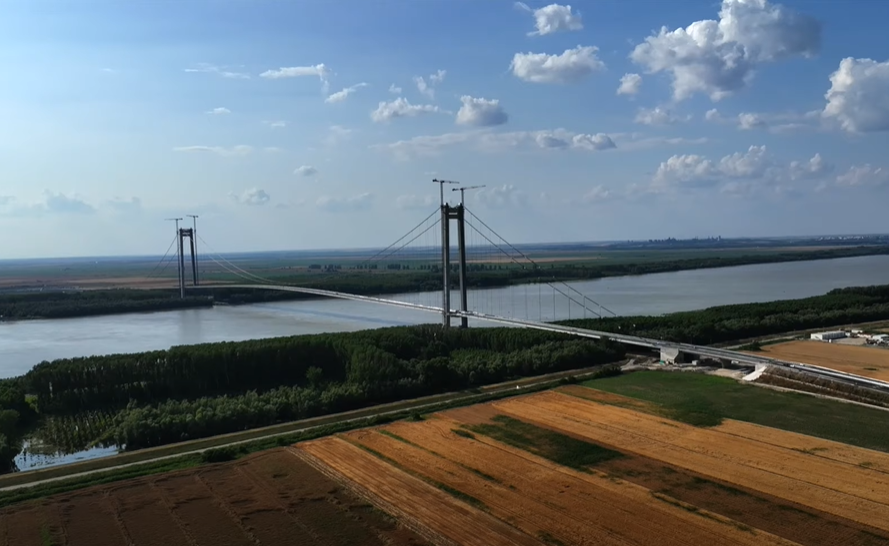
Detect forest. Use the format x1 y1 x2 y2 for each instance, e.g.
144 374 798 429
6 282 889 473
2 244 888 320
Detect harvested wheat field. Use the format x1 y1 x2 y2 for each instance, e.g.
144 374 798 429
756 340 889 381
300 387 889 546
0 449 431 546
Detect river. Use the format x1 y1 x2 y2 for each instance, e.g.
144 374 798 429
3 254 888 379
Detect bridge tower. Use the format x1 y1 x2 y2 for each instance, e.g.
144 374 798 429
439 203 470 329
176 228 198 298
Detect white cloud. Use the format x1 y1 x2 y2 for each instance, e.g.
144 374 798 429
836 164 889 187
413 69 446 99
184 63 250 79
295 165 318 177
0 192 96 217
511 45 604 84
617 73 642 95
581 185 613 204
373 128 615 160
325 82 368 104
260 64 328 80
455 96 509 127
44 191 96 214
653 146 832 195
822 57 889 133
173 145 253 157
205 107 231 115
389 83 402 94
231 188 271 206
634 107 687 126
630 0 820 101
395 194 436 210
107 196 142 213
264 120 287 129
789 153 833 180
260 64 330 91
475 184 527 209
705 108 723 122
521 3 583 36
371 98 442 123
323 125 353 146
738 112 767 130
316 193 374 212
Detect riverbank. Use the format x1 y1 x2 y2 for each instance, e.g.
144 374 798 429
2 244 888 321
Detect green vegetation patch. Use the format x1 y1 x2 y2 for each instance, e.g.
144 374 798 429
585 371 889 452
466 415 623 471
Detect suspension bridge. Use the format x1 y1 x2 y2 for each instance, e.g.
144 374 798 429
146 199 889 392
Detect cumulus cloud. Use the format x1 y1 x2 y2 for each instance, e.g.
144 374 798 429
184 63 249 79
617 73 642 95
653 146 831 195
738 112 768 130
455 96 509 127
511 45 604 84
0 192 97 217
475 184 527 209
389 83 402 94
634 107 688 126
789 153 833 180
371 98 442 123
205 107 231 115
836 164 889 187
822 57 889 133
516 2 583 36
231 188 271 206
264 120 287 129
43 192 96 214
581 185 613 203
316 193 374 212
173 145 253 157
373 128 615 160
630 0 821 101
323 125 353 146
395 194 437 210
325 82 368 104
414 69 446 99
107 196 142 213
295 165 318 177
705 108 723 122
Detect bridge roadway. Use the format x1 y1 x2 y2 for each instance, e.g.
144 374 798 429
201 284 889 392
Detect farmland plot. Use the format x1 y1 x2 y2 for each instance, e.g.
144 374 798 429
757 340 889 381
0 449 430 546
302 386 889 546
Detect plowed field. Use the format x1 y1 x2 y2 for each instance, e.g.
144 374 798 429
0 449 431 546
757 340 889 381
302 388 889 546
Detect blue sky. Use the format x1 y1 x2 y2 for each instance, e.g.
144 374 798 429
1 0 889 258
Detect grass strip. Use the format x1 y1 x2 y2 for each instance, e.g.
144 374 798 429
466 415 623 471
584 371 889 451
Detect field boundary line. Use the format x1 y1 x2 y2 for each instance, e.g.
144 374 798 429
288 445 460 546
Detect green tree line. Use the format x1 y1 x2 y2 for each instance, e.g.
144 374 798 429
561 285 889 345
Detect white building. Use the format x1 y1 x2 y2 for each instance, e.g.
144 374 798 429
810 331 847 341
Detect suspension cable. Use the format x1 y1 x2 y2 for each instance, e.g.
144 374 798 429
465 207 615 317
196 235 277 285
358 208 439 268
465 220 594 317
146 235 179 279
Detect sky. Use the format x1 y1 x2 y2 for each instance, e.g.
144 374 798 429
2 0 889 259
